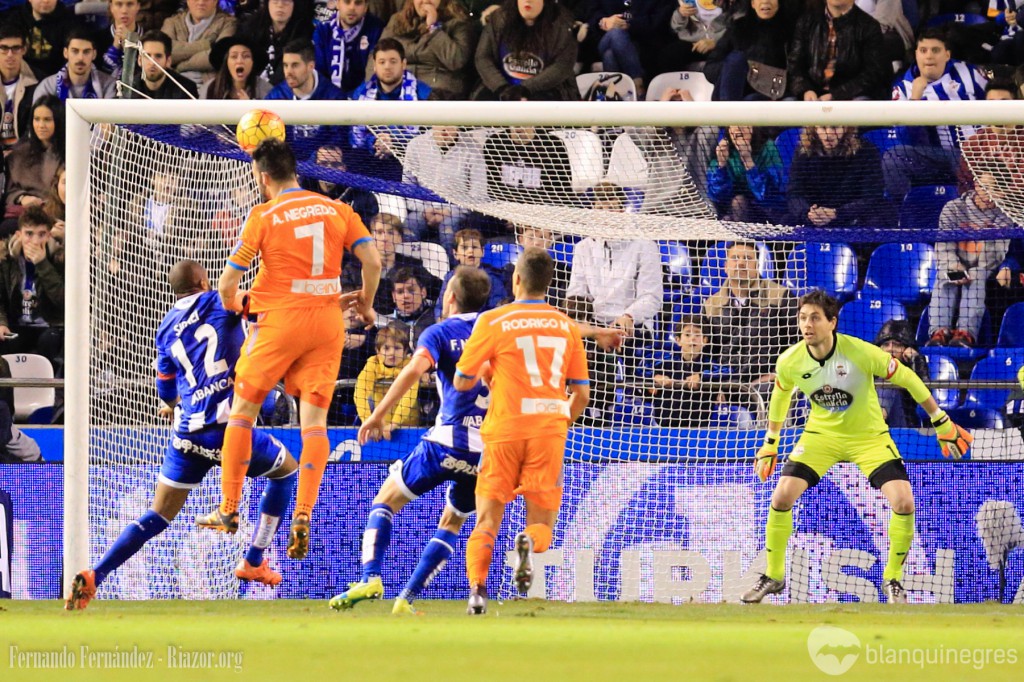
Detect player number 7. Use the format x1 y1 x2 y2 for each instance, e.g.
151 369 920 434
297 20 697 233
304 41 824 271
515 336 566 388
294 221 325 276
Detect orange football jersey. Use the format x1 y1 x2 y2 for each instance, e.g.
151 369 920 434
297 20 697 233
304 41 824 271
227 188 371 312
456 300 589 443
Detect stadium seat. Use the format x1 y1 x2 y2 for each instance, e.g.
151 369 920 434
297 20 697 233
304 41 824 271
605 133 649 190
550 129 604 192
837 296 906 342
577 72 638 102
925 12 989 27
482 241 523 272
945 407 1006 430
609 389 657 427
861 127 911 154
898 185 957 230
550 238 577 267
997 302 1024 348
708 405 755 429
862 243 936 306
959 349 1024 410
698 241 775 294
782 242 858 301
645 71 715 102
927 354 961 411
2 354 55 422
660 241 693 294
395 241 450 280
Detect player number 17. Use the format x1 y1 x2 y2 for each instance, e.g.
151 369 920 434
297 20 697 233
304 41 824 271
515 336 566 388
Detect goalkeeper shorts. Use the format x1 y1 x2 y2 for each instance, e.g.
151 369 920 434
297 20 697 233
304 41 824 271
234 306 344 409
477 436 566 511
782 431 904 488
159 427 288 489
387 440 480 517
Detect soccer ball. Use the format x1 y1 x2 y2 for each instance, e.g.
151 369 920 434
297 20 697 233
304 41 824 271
235 109 286 153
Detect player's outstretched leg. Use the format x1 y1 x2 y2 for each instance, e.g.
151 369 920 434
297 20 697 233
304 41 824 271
290 425 331 559
393 529 459 615
329 503 394 610
742 506 792 603
235 470 296 586
66 509 171 610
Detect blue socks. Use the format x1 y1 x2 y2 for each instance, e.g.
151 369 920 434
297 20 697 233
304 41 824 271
93 510 169 586
399 529 457 602
361 503 394 580
244 473 295 567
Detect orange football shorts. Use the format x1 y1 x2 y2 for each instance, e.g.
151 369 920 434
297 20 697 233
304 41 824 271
476 436 566 511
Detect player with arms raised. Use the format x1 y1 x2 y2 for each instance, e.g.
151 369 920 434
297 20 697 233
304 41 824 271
454 246 590 615
199 138 382 560
329 266 493 615
742 290 973 604
66 261 299 610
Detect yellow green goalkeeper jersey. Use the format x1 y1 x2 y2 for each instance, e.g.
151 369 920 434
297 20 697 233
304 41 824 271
769 332 933 436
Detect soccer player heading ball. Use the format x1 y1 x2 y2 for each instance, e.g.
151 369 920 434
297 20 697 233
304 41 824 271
742 289 972 605
199 137 382 559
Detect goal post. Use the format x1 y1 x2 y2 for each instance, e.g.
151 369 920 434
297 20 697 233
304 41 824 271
65 99 1024 602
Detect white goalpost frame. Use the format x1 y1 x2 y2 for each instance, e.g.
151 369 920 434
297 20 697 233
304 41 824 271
63 98 1024 596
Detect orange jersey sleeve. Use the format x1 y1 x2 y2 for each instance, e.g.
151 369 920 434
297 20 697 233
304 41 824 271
228 188 372 312
457 301 590 444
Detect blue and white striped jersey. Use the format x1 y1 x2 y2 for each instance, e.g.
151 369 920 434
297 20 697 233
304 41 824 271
154 291 242 434
413 312 489 453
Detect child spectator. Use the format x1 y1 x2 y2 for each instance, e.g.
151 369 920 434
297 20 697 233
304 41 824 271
313 0 385 97
706 125 786 222
649 316 716 428
874 319 929 427
433 228 507 317
376 0 480 98
473 0 579 101
354 323 421 432
96 0 145 78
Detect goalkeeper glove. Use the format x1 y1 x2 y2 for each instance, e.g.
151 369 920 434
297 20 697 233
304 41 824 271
754 432 780 482
931 411 973 460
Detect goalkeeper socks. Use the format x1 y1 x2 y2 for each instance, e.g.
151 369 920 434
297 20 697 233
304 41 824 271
884 511 915 581
360 503 394 580
93 510 169 587
244 472 296 567
399 529 457 602
466 524 497 588
220 415 255 515
764 506 793 582
524 523 553 553
294 426 330 518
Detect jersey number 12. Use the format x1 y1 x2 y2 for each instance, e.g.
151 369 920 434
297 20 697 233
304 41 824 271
170 324 229 387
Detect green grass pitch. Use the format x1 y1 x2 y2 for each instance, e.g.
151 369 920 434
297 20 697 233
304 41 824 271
2 601 1022 681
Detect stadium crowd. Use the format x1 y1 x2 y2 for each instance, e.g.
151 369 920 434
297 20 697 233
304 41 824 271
2 0 1024 442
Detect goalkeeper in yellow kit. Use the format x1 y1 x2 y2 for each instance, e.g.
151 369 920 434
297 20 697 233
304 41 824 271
742 290 973 604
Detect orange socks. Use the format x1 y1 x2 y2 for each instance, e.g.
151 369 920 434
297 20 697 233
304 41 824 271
220 415 255 515
524 523 553 553
466 525 497 588
294 426 330 518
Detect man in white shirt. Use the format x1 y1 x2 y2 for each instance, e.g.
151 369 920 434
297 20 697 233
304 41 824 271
563 183 663 423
